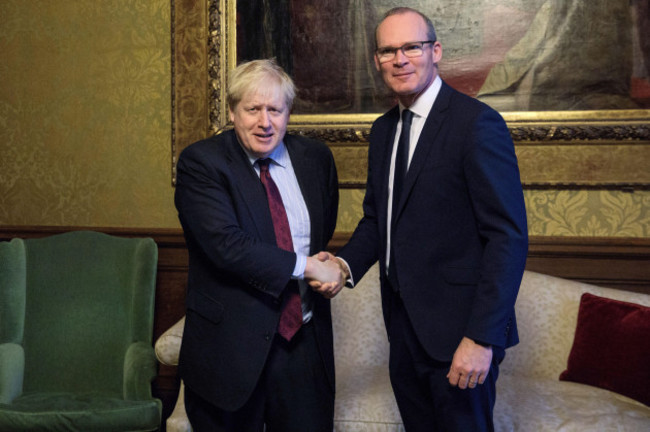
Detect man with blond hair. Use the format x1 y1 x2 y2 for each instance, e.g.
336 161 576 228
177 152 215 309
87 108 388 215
175 59 343 431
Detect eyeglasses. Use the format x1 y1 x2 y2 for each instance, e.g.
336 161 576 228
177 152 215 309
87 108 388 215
375 40 436 63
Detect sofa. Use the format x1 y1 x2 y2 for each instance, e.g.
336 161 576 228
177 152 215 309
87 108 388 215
156 265 650 431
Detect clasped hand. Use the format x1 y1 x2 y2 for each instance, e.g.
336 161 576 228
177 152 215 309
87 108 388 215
304 252 348 299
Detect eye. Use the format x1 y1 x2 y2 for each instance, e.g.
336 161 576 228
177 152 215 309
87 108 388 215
403 43 421 51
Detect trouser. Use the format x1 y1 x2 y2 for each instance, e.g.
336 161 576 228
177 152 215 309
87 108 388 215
388 294 504 432
185 320 334 432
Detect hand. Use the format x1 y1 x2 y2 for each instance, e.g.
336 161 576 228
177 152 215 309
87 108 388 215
446 337 493 390
314 251 351 280
306 252 335 291
304 256 344 299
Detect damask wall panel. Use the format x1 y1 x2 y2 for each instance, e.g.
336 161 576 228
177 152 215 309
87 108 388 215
337 190 650 237
0 0 178 228
525 190 650 237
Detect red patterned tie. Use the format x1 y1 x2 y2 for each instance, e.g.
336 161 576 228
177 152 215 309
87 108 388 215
258 158 302 341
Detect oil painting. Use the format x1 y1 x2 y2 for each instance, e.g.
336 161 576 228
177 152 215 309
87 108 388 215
236 0 650 114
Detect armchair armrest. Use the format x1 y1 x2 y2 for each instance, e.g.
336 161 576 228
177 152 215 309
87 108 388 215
123 341 157 400
155 317 185 366
0 343 24 404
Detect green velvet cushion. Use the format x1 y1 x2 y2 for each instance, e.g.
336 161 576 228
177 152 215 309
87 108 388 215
0 392 161 432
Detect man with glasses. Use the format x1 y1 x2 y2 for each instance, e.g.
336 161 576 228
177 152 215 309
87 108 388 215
329 6 528 431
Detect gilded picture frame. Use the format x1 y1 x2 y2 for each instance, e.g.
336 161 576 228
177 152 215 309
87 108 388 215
171 0 650 190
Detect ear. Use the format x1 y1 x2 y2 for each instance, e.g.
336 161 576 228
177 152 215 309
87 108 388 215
374 53 381 72
432 41 443 64
229 108 235 123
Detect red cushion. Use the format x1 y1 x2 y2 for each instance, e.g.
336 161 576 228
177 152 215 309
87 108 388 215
559 293 650 406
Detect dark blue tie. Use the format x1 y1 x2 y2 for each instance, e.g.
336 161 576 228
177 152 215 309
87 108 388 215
392 109 414 223
388 109 413 291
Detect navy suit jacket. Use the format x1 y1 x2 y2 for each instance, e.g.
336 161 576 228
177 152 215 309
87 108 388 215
338 81 528 361
174 130 339 411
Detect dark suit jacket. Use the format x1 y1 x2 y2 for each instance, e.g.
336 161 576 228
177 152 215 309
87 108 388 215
339 81 528 361
174 130 339 411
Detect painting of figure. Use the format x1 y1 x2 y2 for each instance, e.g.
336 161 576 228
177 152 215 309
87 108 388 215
237 0 650 113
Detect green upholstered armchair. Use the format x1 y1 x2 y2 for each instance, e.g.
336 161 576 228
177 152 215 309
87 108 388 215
0 231 162 432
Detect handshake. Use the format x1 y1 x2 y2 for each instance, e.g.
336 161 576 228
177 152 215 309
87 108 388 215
304 252 350 299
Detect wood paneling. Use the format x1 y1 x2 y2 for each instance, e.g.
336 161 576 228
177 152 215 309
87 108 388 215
524 236 650 293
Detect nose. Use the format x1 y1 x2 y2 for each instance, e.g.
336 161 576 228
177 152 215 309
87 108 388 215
393 48 409 65
258 109 271 128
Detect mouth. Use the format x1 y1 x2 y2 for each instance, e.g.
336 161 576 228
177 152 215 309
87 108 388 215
255 132 274 140
393 71 414 79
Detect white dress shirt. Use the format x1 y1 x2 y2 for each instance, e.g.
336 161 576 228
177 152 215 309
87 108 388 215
245 142 313 322
386 76 442 272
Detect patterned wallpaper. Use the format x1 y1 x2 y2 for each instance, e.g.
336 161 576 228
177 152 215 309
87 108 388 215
339 189 650 237
0 1 648 237
524 190 650 237
0 0 178 228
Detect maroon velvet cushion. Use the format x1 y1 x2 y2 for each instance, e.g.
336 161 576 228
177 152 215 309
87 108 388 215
559 293 650 406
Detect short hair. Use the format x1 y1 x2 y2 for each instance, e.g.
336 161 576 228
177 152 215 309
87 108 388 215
375 7 437 47
227 58 296 111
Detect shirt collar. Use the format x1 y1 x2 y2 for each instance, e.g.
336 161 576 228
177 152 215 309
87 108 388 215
242 140 289 169
399 75 442 119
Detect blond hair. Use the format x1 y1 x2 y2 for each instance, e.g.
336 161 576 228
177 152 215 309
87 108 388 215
227 59 296 111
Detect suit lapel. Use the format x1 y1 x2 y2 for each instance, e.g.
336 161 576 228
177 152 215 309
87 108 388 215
224 130 277 245
379 107 400 237
393 82 452 224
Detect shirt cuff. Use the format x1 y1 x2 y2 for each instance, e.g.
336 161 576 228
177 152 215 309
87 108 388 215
472 338 492 348
292 253 307 279
336 256 355 287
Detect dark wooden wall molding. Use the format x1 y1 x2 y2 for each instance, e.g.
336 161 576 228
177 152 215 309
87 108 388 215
523 236 650 293
2 226 649 424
